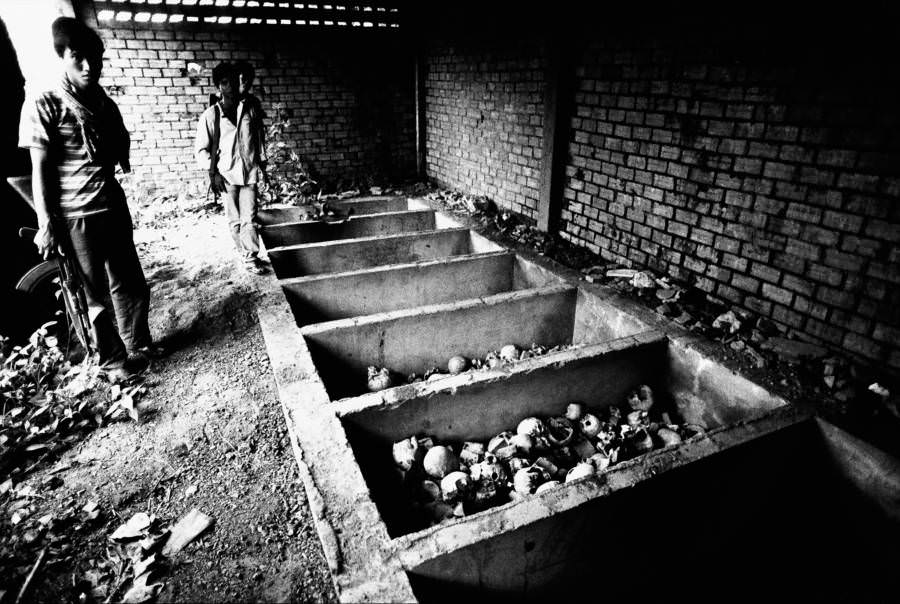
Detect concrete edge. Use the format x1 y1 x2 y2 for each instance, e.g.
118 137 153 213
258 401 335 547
267 226 471 254
255 283 417 603
277 250 513 287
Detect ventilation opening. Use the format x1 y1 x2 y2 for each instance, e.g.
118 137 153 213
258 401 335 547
94 0 401 28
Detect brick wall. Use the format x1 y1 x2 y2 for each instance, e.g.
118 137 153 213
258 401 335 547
96 24 415 192
560 29 900 369
424 40 545 220
421 21 900 370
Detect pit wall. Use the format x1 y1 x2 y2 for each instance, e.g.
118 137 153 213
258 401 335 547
91 21 416 190
421 15 900 371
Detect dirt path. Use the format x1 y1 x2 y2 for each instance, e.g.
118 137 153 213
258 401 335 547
9 192 338 602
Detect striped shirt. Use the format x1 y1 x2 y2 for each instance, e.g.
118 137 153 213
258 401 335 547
21 90 124 218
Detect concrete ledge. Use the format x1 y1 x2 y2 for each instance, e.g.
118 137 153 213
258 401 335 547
279 252 517 326
260 209 437 247
258 196 411 225
268 228 474 278
256 283 417 603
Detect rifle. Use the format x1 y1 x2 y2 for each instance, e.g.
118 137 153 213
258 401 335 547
8 176 95 356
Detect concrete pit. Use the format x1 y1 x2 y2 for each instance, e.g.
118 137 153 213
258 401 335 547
254 197 900 602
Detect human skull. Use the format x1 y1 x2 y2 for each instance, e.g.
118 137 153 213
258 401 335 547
487 431 517 460
510 433 534 456
546 416 575 447
484 351 503 369
447 355 468 374
535 480 561 495
565 402 585 422
391 436 420 471
630 428 654 453
656 427 682 447
440 471 472 502
499 344 520 362
423 446 460 479
517 417 547 439
628 384 654 412
588 452 610 471
513 466 545 495
565 461 595 483
459 441 486 466
507 457 531 475
469 454 509 505
579 413 601 438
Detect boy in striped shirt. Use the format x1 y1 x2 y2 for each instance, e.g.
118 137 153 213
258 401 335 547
21 17 154 380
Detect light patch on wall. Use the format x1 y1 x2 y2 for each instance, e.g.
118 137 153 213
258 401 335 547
0 0 61 96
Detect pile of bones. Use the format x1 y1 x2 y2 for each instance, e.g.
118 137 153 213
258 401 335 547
391 384 705 527
367 343 569 392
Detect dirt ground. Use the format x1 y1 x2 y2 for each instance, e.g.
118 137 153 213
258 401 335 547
3 190 338 603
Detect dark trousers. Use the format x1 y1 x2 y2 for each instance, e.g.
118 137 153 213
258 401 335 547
64 206 151 369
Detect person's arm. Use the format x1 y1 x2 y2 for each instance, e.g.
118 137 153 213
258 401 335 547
195 109 225 194
31 147 58 260
194 111 212 170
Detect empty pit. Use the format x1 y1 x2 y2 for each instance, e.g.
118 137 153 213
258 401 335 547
267 227 502 279
254 196 900 602
257 195 416 225
260 209 438 248
281 252 568 327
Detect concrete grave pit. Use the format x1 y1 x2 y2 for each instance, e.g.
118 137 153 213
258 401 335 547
254 197 900 602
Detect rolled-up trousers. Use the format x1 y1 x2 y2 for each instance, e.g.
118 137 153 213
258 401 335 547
64 205 151 369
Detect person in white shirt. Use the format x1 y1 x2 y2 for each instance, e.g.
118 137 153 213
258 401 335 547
194 62 268 274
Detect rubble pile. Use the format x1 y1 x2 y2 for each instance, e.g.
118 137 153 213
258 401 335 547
390 385 700 529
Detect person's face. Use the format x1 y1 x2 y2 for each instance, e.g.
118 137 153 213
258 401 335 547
62 47 102 91
217 76 236 102
238 73 252 95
